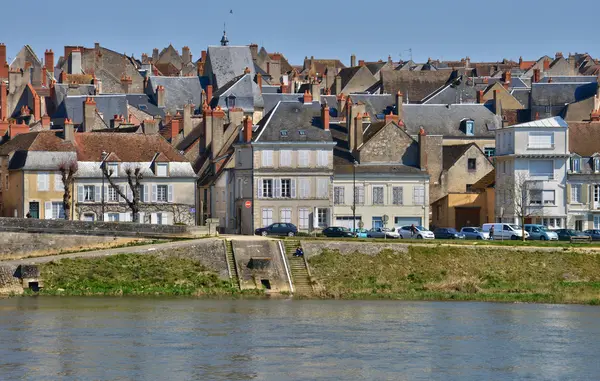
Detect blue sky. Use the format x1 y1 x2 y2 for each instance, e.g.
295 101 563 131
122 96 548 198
3 0 599 66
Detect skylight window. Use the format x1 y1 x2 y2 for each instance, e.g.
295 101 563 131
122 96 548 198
139 105 147 111
298 130 306 136
280 130 288 137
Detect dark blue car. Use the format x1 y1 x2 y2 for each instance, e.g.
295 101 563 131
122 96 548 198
255 223 298 237
433 228 466 239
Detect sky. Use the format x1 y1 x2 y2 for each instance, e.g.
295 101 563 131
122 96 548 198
3 0 599 66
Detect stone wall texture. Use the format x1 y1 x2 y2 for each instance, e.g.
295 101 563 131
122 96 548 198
153 238 229 280
0 264 22 294
300 240 409 258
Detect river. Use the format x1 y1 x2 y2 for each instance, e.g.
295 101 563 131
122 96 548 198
1 298 600 380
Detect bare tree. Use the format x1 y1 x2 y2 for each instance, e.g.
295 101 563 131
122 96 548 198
101 164 143 222
498 173 544 240
58 160 78 220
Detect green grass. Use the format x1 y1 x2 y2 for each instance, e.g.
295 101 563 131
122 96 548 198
30 254 258 297
308 246 600 304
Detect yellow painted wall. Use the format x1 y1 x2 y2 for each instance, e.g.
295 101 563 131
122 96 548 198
433 191 495 228
2 172 24 217
23 171 69 218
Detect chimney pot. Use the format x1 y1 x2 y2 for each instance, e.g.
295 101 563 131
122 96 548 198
321 104 330 131
243 115 253 142
303 90 313 104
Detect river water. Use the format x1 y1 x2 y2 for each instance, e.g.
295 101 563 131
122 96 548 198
1 298 600 380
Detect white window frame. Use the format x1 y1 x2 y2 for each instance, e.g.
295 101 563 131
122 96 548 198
107 213 120 222
83 185 95 202
571 157 581 173
529 160 554 180
542 190 555 205
571 184 581 203
107 163 119 177
280 150 292 167
156 163 168 177
156 185 168 202
354 186 365 205
413 186 425 205
54 173 63 191
262 208 273 227
280 208 292 223
51 202 64 219
108 186 119 202
317 150 329 167
317 208 327 227
280 178 292 198
528 132 554 149
372 186 384 205
595 185 600 203
262 179 273 198
298 178 310 199
298 150 309 167
261 150 274 167
298 208 309 229
37 172 49 191
595 216 600 229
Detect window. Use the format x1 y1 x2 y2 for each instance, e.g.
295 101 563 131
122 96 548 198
466 184 474 192
298 208 309 229
571 184 581 203
37 173 49 191
595 185 600 203
298 150 309 167
502 161 506 174
529 190 542 205
465 120 474 136
392 187 403 205
262 179 273 198
108 186 119 202
156 185 168 202
107 213 120 222
467 158 477 171
595 158 600 173
543 190 555 205
317 150 329 167
280 208 291 223
280 130 288 137
354 186 365 205
334 186 345 205
261 150 273 167
54 173 63 191
595 216 600 229
280 150 292 167
108 163 119 177
528 132 554 149
372 216 383 229
298 130 306 136
413 186 425 205
51 202 65 220
156 163 168 177
372 186 384 205
317 208 327 227
262 208 273 227
156 213 164 225
237 178 243 199
298 178 310 199
572 158 581 173
83 185 95 202
529 160 554 180
138 185 145 202
317 178 329 199
484 147 495 157
281 179 292 198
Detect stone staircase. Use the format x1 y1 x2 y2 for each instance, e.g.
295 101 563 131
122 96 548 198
283 240 313 295
225 240 240 289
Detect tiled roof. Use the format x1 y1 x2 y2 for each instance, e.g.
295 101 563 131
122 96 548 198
0 131 75 155
568 122 600 156
74 133 188 162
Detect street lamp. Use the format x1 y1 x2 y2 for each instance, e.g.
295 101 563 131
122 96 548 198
352 160 358 232
101 150 107 221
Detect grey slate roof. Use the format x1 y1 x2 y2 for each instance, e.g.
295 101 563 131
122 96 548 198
125 94 165 118
511 88 531 109
210 73 264 112
531 82 597 118
262 93 303 114
206 46 255 90
402 104 501 137
147 76 202 114
54 84 96 109
539 76 598 83
253 101 333 143
55 95 128 125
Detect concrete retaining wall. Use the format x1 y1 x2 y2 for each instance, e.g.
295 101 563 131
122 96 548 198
231 240 291 292
300 240 409 258
0 264 22 294
152 238 229 280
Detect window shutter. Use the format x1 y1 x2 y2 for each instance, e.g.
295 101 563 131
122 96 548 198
144 185 149 202
37 174 43 191
566 184 571 204
257 178 263 198
168 185 174 202
103 213 109 222
119 212 127 222
77 185 84 202
291 178 296 198
274 178 281 198
582 185 588 204
313 207 319 228
118 185 125 202
95 185 101 202
163 213 169 225
54 174 62 191
44 201 53 219
152 185 158 202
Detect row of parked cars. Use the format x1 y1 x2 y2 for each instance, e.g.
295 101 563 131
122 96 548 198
255 222 599 242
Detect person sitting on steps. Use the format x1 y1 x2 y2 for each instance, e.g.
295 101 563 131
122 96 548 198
294 246 304 257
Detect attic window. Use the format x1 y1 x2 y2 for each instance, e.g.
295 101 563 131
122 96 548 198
227 95 236 109
280 130 288 137
298 130 306 136
139 105 147 111
595 158 600 173
465 120 475 136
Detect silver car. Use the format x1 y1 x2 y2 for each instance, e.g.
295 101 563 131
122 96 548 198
460 227 490 240
367 227 400 239
397 225 435 239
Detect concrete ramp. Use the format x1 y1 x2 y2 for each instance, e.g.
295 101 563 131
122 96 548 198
231 240 291 293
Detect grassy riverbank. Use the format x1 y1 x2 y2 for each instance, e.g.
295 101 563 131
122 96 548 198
308 246 600 304
30 254 255 297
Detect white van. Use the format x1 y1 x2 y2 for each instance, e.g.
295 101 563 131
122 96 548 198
482 223 530 240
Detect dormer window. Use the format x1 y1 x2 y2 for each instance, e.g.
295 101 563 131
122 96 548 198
571 157 581 173
465 120 475 136
280 130 288 137
226 95 236 109
156 163 168 177
107 163 119 177
595 158 600 173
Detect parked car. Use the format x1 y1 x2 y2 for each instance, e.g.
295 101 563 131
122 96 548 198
322 227 357 238
397 226 435 239
433 228 466 239
255 223 298 237
367 227 400 239
482 223 530 240
555 229 591 242
350 228 369 238
524 224 559 241
460 227 490 240
584 230 600 241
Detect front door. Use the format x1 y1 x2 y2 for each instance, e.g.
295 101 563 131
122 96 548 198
576 219 584 231
28 202 39 219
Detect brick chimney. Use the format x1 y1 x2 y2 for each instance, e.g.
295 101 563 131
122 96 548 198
591 111 600 122
206 85 213 106
10 121 29 139
182 46 191 64
351 54 356 67
201 50 207 63
303 90 313 104
243 115 253 142
156 85 165 108
321 104 330 131
543 59 550 71
385 111 399 124
120 75 132 94
170 117 181 141
503 70 512 85
257 73 262 93
477 90 484 103
197 61 205 76
0 118 9 136
418 127 427 170
41 114 51 130
183 103 193 137
358 60 365 67
44 49 54 74
396 91 404 119
0 81 6 120
33 93 41 121
211 107 226 158
532 68 541 83
337 93 346 116
310 80 320 103
83 97 96 132
0 43 7 79
249 44 258 60
203 107 212 152
354 112 363 149
152 48 159 62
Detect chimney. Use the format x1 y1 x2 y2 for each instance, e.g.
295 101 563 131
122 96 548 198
206 85 213 105
555 52 563 60
42 67 47 87
197 61 205 76
211 107 225 157
303 90 313 104
203 107 213 152
111 114 125 128
10 121 30 139
152 48 159 61
396 91 404 119
201 50 207 63
532 68 541 83
385 111 399 124
335 75 342 95
388 55 393 65
358 60 365 67
280 83 289 94
69 49 82 75
534 112 540 120
64 119 75 141
591 111 600 122
9 69 24 94
0 81 6 120
503 70 512 85
41 114 51 130
0 118 9 136
477 90 484 103
418 127 427 170
494 90 502 116
351 54 356 67
44 49 54 74
321 104 330 131
310 81 320 103
33 94 41 121
182 46 191 64
354 112 363 150
170 117 181 141
337 93 346 115
83 97 96 132
243 115 253 142
543 59 550 71
183 104 193 137
257 73 262 93
120 75 132 93
249 44 258 60
0 43 7 79
156 85 165 107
